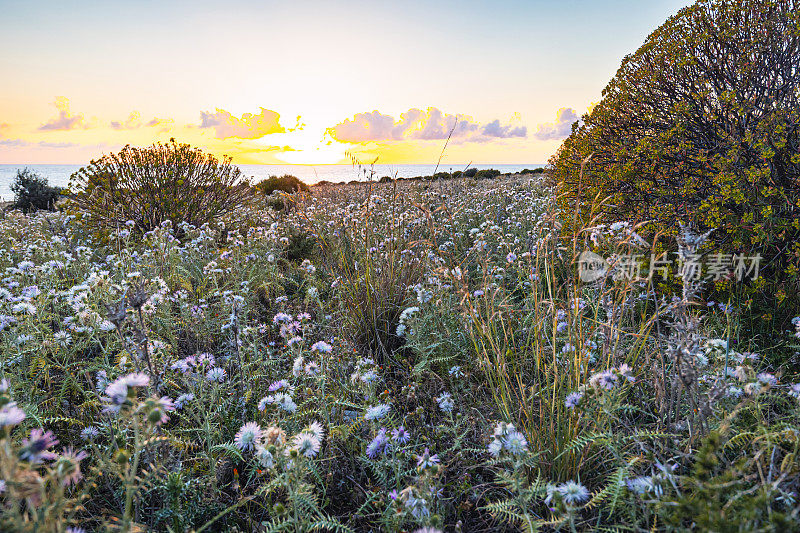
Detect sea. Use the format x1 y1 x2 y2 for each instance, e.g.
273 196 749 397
0 163 543 200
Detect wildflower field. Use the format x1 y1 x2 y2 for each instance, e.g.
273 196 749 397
1 171 799 532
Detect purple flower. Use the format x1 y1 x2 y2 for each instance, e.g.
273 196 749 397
268 379 289 392
366 428 389 458
416 447 439 469
311 341 333 353
55 447 89 486
565 391 583 409
102 373 150 413
392 426 411 444
20 428 59 463
589 370 618 390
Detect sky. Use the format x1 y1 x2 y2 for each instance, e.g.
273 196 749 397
0 0 693 165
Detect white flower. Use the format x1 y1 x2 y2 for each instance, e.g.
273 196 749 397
365 404 391 421
435 392 455 413
206 367 227 383
234 422 262 452
11 302 36 315
557 481 590 506
487 438 503 457
311 341 332 353
293 432 321 458
255 444 275 468
305 421 325 441
502 431 528 455
292 356 305 377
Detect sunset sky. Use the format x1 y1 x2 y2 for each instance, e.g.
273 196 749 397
0 0 692 165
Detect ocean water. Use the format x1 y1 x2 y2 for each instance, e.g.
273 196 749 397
0 163 543 200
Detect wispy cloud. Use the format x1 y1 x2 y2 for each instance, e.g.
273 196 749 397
110 111 143 130
532 108 579 141
0 138 80 148
199 107 287 139
38 97 86 131
327 107 527 144
110 112 174 131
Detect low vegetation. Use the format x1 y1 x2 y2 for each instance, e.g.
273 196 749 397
1 1 798 531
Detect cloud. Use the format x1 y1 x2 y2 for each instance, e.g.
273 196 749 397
145 117 173 128
482 119 527 139
532 108 579 141
0 138 79 148
111 111 143 130
110 112 174 131
199 107 287 139
327 107 527 144
38 97 86 131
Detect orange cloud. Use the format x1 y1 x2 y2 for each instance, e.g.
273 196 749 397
327 107 526 144
199 107 287 139
38 97 86 131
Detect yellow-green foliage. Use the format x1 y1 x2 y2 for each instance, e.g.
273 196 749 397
552 0 800 325
67 139 252 239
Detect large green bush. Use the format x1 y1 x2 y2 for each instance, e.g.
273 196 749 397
552 0 800 326
68 139 251 237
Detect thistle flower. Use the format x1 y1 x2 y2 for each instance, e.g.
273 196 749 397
589 370 618 390
254 444 275 468
102 372 150 413
293 432 322 458
392 426 411 444
54 447 89 486
268 379 289 392
311 340 332 353
366 428 389 458
365 403 391 421
404 490 430 519
0 402 26 427
260 392 297 413
488 438 503 457
557 480 590 506
626 476 656 495
206 367 227 383
757 372 777 387
502 430 528 455
435 392 455 413
80 426 100 441
235 422 263 451
415 447 439 469
20 428 59 463
565 391 583 409
146 396 175 425
174 393 195 409
618 363 635 382
789 383 800 399
292 356 305 376
305 421 325 442
263 426 287 446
